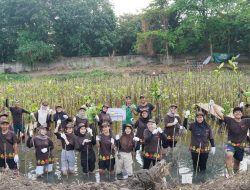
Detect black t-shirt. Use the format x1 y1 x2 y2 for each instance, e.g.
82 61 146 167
224 117 250 143
136 103 155 119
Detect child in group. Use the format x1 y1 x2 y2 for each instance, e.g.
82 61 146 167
75 123 96 174
54 122 76 176
27 125 54 176
96 122 115 175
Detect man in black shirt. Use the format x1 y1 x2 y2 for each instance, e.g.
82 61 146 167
6 98 32 135
132 95 156 119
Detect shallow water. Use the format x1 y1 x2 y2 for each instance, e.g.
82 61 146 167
18 118 250 185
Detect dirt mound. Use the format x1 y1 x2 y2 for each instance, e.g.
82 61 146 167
0 161 250 190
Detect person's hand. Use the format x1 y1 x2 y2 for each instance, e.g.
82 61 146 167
82 139 91 145
111 138 115 144
41 148 48 153
239 102 244 108
96 135 100 141
14 155 19 163
30 113 34 117
73 117 76 123
48 109 53 114
157 127 163 134
209 100 215 107
173 118 178 125
185 110 190 118
152 129 158 135
95 115 100 122
133 137 140 142
179 125 184 130
115 134 120 140
63 115 68 119
29 129 33 137
60 133 67 140
57 119 62 125
210 147 216 155
87 128 93 136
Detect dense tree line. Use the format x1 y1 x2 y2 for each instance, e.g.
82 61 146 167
0 0 249 66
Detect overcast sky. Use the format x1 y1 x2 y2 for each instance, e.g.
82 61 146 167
112 0 152 15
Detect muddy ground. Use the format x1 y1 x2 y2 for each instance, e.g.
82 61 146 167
1 161 250 190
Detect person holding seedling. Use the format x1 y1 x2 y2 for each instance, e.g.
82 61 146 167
115 124 139 179
133 95 156 119
213 100 250 175
97 104 112 133
75 123 96 175
54 122 76 176
0 119 19 170
96 122 115 175
162 104 182 155
121 96 136 132
134 110 150 151
183 111 215 173
143 119 166 169
53 105 69 130
27 124 54 176
5 98 32 137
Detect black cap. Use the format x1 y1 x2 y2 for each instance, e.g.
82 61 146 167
55 105 62 109
196 111 204 117
78 123 86 128
147 119 156 124
102 122 110 127
125 124 133 130
126 96 131 99
79 106 87 111
233 107 243 113
170 104 178 108
66 122 74 128
0 119 9 124
102 104 109 108
139 95 145 99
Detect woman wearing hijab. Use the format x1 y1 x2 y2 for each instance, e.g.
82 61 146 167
26 125 54 176
73 106 88 135
134 110 149 151
34 101 53 131
183 111 216 173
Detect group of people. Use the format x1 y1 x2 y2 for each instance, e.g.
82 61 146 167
0 94 250 180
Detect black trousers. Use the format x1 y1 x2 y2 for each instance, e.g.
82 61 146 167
80 149 96 173
0 158 17 170
191 152 209 172
143 157 156 169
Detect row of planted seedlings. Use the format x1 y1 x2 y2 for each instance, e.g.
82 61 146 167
0 70 248 128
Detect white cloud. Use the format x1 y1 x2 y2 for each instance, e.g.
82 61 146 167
111 0 152 15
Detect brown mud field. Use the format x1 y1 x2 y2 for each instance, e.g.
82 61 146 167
1 160 250 190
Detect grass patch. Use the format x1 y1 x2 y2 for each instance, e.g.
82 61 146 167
0 73 32 82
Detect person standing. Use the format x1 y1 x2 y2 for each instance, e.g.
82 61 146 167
5 98 32 135
0 119 19 170
34 101 53 130
213 100 250 175
26 125 54 176
184 111 216 173
54 122 76 176
75 123 96 174
121 96 136 132
134 110 150 151
53 105 69 130
115 124 139 179
96 122 115 175
97 105 112 133
162 104 182 154
143 119 166 169
133 95 156 119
